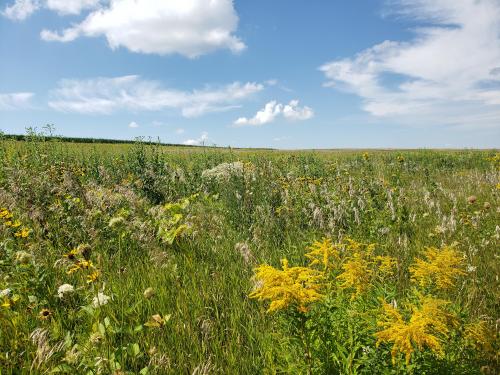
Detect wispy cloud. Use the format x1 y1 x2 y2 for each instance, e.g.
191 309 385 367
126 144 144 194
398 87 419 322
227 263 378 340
48 75 264 117
0 92 35 110
38 0 244 57
2 0 40 21
320 0 500 128
234 100 314 127
2 0 100 20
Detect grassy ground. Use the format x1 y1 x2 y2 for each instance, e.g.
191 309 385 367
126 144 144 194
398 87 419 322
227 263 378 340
0 136 498 374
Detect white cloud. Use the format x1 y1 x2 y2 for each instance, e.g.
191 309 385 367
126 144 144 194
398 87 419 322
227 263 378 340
2 0 40 20
2 0 98 19
40 0 245 57
319 0 500 128
48 75 264 117
128 121 139 128
175 128 185 134
283 99 314 121
234 100 314 127
183 131 208 146
46 0 100 15
0 92 34 110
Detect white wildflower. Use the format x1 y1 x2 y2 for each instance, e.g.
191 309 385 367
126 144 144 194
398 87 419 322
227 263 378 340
57 284 75 298
467 265 477 273
0 288 11 298
92 292 110 308
201 162 249 182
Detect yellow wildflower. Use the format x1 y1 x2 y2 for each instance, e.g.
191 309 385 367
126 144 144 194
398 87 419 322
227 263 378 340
14 227 30 238
375 296 453 364
375 255 397 276
305 238 339 271
337 251 372 297
87 271 100 284
63 248 79 261
11 220 21 228
249 258 324 313
1 297 12 309
344 237 375 257
410 245 465 290
464 321 497 359
0 208 12 219
67 260 95 274
39 308 52 320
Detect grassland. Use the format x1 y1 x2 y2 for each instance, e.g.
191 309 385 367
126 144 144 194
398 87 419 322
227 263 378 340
0 135 498 374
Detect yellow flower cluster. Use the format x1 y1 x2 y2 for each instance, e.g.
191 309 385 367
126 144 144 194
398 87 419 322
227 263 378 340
304 238 339 271
64 245 99 284
376 296 453 364
1 208 30 238
337 251 372 298
249 259 323 313
410 245 465 289
334 239 382 298
464 320 498 360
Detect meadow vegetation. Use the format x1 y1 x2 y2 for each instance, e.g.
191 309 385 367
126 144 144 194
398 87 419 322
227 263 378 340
0 131 498 374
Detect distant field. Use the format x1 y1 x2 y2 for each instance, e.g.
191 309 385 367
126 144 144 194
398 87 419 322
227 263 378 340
0 136 498 374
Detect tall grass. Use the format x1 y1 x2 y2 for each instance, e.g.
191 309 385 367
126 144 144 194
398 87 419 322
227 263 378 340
0 133 498 374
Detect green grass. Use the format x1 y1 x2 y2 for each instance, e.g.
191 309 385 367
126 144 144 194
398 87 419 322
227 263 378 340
0 136 498 374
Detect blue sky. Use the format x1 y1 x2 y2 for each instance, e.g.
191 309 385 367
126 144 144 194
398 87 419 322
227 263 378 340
1 0 499 148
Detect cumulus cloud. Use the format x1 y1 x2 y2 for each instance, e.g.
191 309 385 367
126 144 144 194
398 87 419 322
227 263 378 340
46 0 100 15
48 75 264 117
319 0 500 128
234 100 314 126
2 0 40 20
0 92 34 110
40 0 245 57
128 121 139 128
183 131 208 146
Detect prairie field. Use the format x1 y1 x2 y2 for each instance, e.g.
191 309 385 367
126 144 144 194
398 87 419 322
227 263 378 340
0 136 498 374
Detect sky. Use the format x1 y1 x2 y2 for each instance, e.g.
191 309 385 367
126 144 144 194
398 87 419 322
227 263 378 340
1 0 500 149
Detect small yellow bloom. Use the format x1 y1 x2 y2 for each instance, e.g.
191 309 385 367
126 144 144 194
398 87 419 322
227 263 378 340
1 298 11 309
63 248 79 261
0 208 12 219
14 227 30 238
39 308 52 320
86 271 100 284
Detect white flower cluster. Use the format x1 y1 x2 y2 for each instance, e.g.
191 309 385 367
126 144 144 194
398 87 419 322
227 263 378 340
57 284 75 298
92 292 111 308
201 162 250 182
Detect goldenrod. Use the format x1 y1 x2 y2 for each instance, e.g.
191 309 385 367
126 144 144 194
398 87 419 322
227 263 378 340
410 245 465 289
249 258 323 313
464 321 497 359
337 251 372 297
375 255 397 276
375 296 453 364
305 238 339 271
